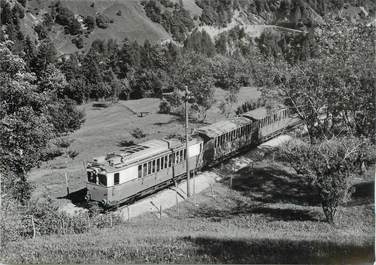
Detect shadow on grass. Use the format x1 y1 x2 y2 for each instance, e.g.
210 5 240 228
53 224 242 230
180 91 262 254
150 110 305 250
189 199 322 222
57 188 89 208
346 180 374 207
183 235 374 264
232 165 319 206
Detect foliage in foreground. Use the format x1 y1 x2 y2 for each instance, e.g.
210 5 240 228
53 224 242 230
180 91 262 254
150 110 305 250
0 196 121 247
275 136 376 223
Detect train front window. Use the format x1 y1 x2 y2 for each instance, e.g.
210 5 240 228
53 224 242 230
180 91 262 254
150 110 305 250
114 173 120 185
98 174 107 186
87 172 96 183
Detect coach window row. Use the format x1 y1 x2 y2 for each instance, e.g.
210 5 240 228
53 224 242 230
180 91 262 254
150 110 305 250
260 110 289 128
214 124 253 148
137 152 179 178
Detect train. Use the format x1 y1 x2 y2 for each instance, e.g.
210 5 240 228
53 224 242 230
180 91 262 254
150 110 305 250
85 106 301 208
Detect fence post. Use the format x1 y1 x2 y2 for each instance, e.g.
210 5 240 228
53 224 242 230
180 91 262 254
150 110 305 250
175 189 179 217
210 184 214 198
159 205 162 219
230 176 233 188
109 214 113 227
65 172 70 195
127 206 130 222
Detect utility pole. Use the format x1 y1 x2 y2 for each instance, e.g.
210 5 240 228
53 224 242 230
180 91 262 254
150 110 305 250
185 85 191 197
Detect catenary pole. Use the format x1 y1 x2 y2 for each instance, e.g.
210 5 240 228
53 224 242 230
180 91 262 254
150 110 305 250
185 86 191 197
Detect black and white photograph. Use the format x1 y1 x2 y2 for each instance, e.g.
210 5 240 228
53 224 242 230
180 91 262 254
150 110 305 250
0 0 375 264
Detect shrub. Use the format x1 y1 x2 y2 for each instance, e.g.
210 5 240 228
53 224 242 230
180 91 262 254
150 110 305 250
67 149 79 159
131 128 146 139
116 10 122 16
72 36 84 49
235 98 266 115
40 146 64 162
159 99 171 114
54 138 74 148
84 15 95 31
118 138 135 147
96 13 110 29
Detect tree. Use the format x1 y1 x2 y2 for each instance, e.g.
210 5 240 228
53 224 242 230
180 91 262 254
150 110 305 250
30 39 57 78
275 137 376 224
254 21 376 142
0 42 54 202
0 41 85 202
167 52 215 122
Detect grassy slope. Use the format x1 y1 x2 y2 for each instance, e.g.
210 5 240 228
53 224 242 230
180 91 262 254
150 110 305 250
2 162 374 263
24 0 171 55
28 87 259 200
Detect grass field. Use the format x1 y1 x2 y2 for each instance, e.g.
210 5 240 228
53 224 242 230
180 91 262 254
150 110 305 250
3 161 374 263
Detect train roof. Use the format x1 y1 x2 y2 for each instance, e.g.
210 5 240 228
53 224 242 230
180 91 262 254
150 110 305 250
89 137 202 172
195 116 251 138
242 107 287 120
242 107 268 120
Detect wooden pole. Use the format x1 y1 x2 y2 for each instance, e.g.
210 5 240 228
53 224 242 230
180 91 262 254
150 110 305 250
109 214 113 227
185 86 191 197
159 205 162 219
65 172 70 195
230 176 233 188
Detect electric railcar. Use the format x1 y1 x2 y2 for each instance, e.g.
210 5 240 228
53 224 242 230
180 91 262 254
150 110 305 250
85 107 301 207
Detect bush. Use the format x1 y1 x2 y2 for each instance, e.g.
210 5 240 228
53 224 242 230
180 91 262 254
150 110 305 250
159 99 171 114
67 149 79 159
54 138 74 148
84 15 95 31
96 13 110 29
72 36 84 49
40 146 64 162
235 98 266 115
118 138 135 147
131 128 146 139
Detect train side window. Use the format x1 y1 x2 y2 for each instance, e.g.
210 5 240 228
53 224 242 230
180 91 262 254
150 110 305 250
114 173 120 185
143 163 147 176
161 157 164 169
152 160 156 173
157 158 160 171
180 150 183 162
183 149 186 160
175 152 179 164
148 161 151 175
169 154 172 167
165 155 168 168
138 165 142 178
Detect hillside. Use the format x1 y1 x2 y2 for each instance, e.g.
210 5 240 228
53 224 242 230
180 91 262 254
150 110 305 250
6 0 375 55
21 0 172 54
